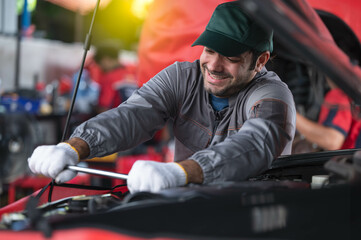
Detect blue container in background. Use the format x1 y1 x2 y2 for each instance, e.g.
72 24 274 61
0 95 41 114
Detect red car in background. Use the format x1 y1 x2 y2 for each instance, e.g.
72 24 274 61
1 0 361 239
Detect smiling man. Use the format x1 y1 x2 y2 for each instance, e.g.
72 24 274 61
28 1 296 193
200 48 267 98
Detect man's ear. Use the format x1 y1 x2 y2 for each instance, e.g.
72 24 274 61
255 51 270 72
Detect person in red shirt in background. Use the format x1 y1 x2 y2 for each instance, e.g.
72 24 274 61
294 11 361 152
296 78 361 151
70 41 137 115
91 41 138 113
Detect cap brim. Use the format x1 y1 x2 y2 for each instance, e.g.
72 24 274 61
192 30 251 57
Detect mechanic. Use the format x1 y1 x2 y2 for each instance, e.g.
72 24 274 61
28 1 296 193
294 22 361 152
296 78 361 151
87 40 138 113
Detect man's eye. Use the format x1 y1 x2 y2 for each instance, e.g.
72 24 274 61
227 57 241 63
205 48 215 54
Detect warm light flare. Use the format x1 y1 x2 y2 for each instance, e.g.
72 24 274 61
131 0 154 19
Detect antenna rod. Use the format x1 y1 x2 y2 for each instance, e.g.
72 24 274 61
61 0 101 141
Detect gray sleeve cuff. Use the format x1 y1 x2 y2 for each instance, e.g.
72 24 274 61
189 150 218 184
70 127 102 159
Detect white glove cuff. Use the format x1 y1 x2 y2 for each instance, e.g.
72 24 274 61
57 142 80 162
168 162 188 186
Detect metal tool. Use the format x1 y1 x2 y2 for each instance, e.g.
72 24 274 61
67 165 128 180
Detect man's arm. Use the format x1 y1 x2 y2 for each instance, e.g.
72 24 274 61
296 112 345 150
188 78 296 184
178 159 204 184
70 62 185 160
65 138 205 184
66 137 90 160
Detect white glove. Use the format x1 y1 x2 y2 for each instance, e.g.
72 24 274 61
28 142 79 183
127 160 188 193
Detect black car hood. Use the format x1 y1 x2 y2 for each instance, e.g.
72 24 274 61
239 0 361 105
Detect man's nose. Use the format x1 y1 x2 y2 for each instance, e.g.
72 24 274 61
207 54 224 72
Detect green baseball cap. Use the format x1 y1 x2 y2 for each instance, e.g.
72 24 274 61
192 1 273 57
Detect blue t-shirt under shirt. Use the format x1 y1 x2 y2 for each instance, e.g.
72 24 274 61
210 94 229 111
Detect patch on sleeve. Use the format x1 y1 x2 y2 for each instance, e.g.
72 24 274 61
250 98 288 129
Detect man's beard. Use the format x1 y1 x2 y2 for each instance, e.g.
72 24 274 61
202 65 253 98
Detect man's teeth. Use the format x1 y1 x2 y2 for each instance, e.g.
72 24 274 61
210 73 226 79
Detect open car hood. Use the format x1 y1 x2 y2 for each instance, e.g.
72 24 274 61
239 0 361 181
239 0 361 105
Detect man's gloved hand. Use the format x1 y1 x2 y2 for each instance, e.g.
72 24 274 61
28 142 80 183
127 160 188 193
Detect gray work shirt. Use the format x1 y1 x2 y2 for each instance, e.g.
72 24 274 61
71 60 296 184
